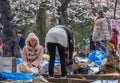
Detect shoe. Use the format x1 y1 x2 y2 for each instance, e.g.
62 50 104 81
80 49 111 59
60 76 66 79
33 74 48 82
48 76 54 79
39 75 48 82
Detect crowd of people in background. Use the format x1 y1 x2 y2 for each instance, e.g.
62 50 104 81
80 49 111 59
0 10 120 78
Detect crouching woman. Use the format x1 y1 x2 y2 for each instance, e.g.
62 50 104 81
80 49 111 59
18 32 44 74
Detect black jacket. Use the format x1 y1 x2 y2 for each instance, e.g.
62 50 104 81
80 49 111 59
17 36 25 49
61 26 74 59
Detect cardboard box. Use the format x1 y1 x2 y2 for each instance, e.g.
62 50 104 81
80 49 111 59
0 57 16 72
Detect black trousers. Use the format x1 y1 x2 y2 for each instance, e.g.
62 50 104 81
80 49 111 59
47 42 67 77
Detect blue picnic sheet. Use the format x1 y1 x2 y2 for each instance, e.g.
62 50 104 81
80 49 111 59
0 72 33 81
88 50 107 68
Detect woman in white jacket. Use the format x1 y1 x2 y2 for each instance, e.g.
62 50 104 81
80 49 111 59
92 11 111 53
45 25 74 78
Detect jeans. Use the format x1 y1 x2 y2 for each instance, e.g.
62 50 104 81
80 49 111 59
96 40 107 53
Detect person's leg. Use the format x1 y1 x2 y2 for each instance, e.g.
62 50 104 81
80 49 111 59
96 41 101 51
47 43 56 77
69 42 74 59
57 44 67 77
96 40 107 53
100 40 107 53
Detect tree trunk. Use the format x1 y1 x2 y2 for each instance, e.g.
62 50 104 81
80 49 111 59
89 0 97 16
113 0 118 19
59 0 71 24
36 2 46 47
0 0 20 57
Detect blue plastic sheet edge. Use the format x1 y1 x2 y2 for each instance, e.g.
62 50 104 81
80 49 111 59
88 50 107 68
0 72 33 81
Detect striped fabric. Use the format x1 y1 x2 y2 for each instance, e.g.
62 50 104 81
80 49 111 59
92 18 111 42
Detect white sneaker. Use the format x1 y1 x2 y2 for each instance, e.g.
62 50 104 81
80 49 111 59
39 75 48 82
60 76 66 79
48 76 54 79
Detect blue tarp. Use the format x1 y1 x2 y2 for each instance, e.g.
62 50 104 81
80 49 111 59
1 72 33 81
88 50 107 68
16 58 22 65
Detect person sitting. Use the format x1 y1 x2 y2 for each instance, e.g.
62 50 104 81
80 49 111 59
18 32 44 74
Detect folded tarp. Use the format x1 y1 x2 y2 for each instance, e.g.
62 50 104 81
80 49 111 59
88 50 107 68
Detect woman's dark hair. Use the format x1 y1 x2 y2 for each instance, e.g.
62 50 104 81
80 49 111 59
98 11 103 15
96 11 104 19
17 30 22 34
112 28 119 35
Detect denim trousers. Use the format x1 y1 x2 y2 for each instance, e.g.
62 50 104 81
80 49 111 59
96 40 107 53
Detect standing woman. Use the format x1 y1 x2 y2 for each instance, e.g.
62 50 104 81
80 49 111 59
45 25 74 78
92 11 111 53
18 32 44 74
